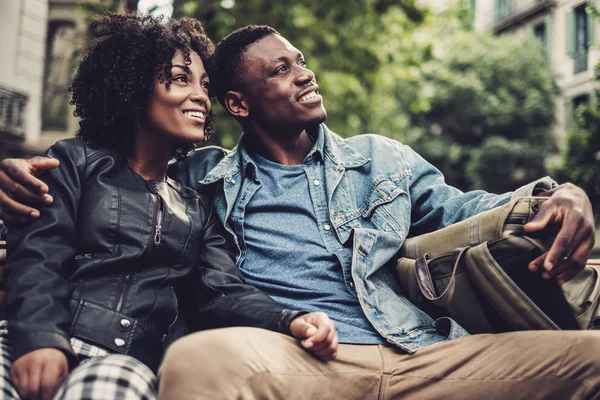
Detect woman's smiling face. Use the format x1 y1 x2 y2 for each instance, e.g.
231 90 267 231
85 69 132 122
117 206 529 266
142 50 212 144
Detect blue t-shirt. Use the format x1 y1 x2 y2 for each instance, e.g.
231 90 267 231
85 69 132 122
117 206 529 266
241 151 385 344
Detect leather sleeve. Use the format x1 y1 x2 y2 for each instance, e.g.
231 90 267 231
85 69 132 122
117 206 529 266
0 222 6 241
194 202 306 336
5 139 85 368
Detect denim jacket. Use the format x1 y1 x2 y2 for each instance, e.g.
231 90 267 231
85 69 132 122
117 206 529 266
169 124 557 353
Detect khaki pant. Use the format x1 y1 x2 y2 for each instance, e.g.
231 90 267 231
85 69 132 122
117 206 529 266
158 328 600 399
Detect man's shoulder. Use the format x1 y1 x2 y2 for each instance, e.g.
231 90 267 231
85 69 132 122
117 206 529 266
339 132 407 157
168 145 230 190
187 145 231 163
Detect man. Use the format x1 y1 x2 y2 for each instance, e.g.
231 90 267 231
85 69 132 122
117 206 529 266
0 25 599 399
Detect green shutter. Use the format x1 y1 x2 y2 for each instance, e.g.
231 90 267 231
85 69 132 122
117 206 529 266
546 15 552 62
587 9 595 45
494 0 500 23
565 98 574 127
567 9 575 57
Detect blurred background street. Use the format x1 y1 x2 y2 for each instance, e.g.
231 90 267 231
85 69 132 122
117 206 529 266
0 0 598 255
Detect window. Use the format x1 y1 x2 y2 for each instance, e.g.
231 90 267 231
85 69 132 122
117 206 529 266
494 0 512 23
570 93 590 125
573 93 589 112
42 20 78 131
533 22 548 58
567 4 595 74
533 22 546 43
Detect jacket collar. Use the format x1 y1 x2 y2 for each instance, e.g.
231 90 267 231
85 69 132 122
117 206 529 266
200 123 370 184
320 124 370 169
201 140 245 184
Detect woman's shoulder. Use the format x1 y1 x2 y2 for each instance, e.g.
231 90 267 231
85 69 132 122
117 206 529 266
47 138 119 164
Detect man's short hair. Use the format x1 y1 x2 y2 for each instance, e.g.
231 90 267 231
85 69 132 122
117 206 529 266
212 25 279 106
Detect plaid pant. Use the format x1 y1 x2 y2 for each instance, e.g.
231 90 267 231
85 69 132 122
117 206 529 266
0 321 157 399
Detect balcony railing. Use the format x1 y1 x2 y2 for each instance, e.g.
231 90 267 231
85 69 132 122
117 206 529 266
574 51 589 74
0 85 28 139
485 0 556 33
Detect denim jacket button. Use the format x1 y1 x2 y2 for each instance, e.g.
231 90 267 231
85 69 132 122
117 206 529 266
114 338 125 347
313 179 320 186
324 224 331 231
120 319 131 329
349 281 355 288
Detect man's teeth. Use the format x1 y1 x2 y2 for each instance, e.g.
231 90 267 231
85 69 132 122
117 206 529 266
183 111 205 119
299 91 318 102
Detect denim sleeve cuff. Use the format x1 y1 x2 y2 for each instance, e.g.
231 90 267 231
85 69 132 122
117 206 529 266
510 176 559 199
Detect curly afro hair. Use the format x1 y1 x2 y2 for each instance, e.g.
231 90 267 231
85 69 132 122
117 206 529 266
70 13 215 162
212 25 279 108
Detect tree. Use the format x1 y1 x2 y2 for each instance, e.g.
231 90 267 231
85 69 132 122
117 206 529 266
553 82 600 221
405 28 558 192
552 3 600 221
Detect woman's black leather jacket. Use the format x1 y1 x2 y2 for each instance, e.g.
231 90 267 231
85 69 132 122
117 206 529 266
5 139 301 371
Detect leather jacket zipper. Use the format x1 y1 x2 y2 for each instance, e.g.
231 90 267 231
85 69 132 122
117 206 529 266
115 273 131 312
115 191 164 312
74 253 94 260
162 286 179 345
154 196 164 246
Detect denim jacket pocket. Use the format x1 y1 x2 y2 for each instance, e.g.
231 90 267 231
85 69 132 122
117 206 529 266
332 212 361 244
359 174 410 235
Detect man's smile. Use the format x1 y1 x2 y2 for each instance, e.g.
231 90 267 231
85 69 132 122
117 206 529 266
297 85 321 104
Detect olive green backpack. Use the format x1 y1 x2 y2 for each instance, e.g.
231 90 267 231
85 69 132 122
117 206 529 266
397 197 600 333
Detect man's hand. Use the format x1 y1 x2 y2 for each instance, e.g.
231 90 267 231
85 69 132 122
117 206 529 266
290 312 338 361
11 348 69 400
525 183 596 284
0 157 59 224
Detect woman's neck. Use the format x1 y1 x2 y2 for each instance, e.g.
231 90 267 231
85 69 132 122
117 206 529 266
127 130 173 181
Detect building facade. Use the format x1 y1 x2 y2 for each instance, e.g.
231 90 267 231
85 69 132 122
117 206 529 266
0 0 87 159
473 0 599 146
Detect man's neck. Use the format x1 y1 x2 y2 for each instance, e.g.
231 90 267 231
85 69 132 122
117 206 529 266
245 126 315 166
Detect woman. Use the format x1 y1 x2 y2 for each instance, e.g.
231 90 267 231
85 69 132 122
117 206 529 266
0 13 323 400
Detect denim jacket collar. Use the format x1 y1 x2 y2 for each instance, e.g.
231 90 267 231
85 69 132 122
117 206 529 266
320 125 370 169
200 124 369 185
201 141 244 185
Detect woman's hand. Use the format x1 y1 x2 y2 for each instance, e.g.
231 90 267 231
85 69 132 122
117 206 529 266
11 348 69 400
290 312 338 361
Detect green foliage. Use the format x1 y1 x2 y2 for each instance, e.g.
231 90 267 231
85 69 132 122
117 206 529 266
554 89 600 221
407 28 557 191
553 3 600 220
553 1 600 222
467 136 548 193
